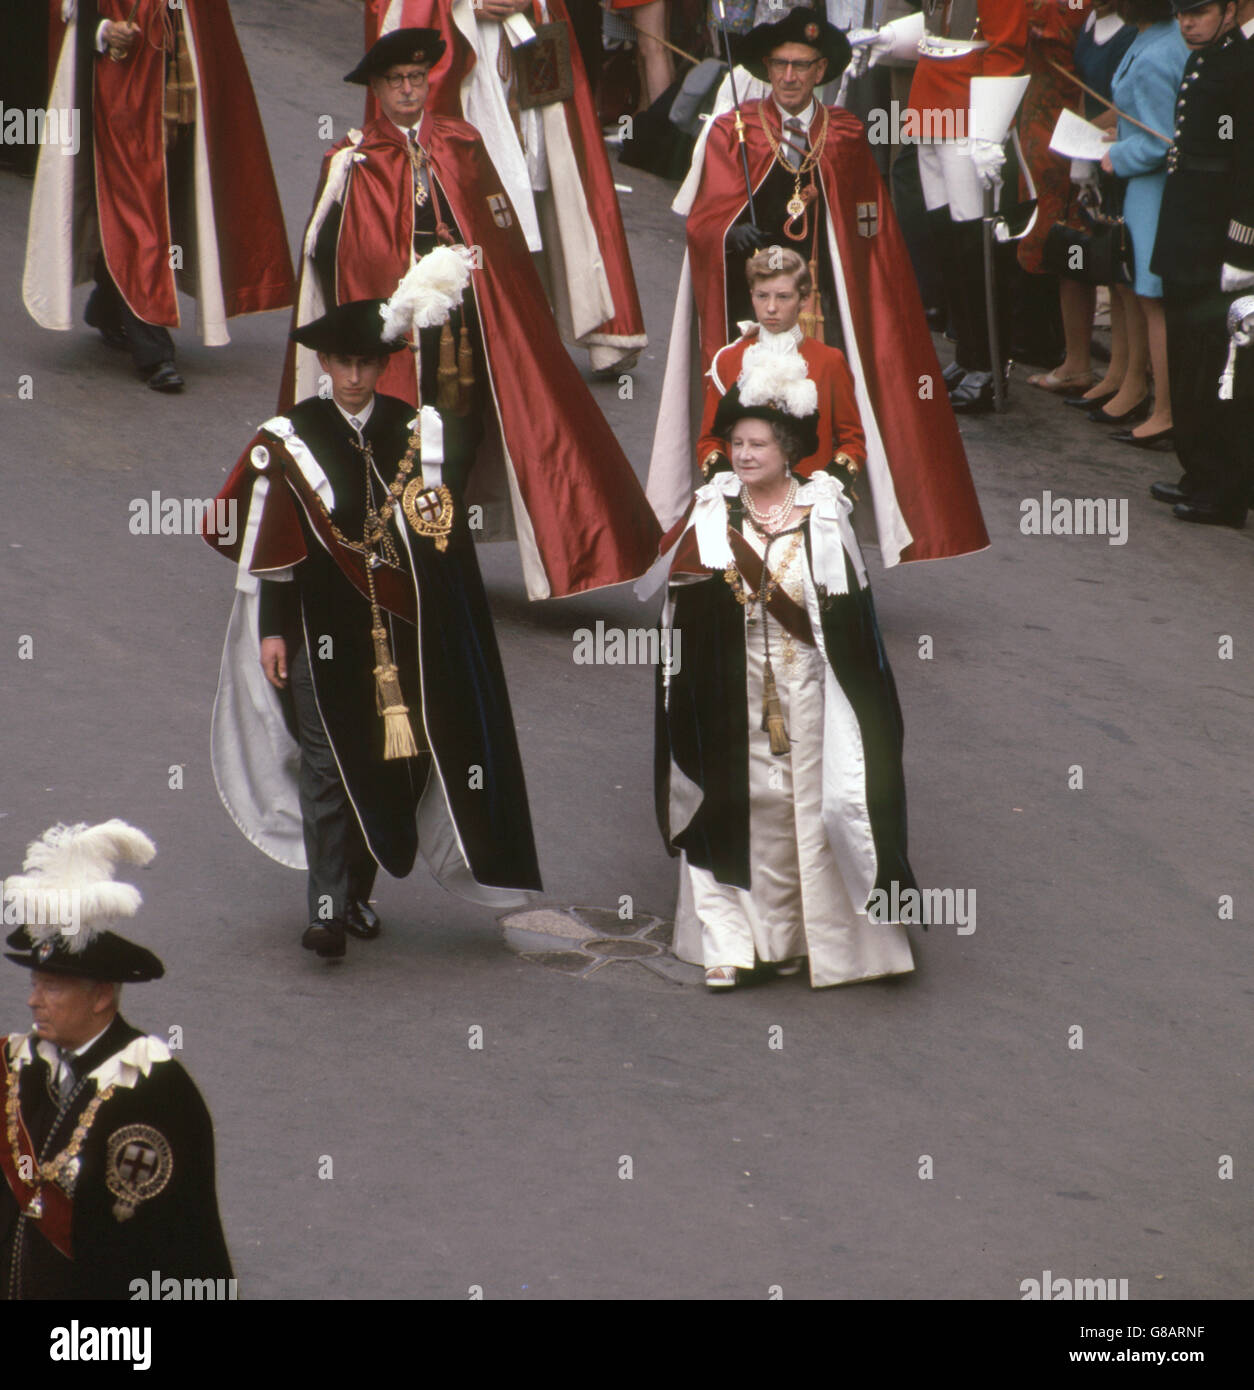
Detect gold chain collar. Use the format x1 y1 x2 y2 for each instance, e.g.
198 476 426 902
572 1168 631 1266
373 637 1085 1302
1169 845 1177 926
5 1046 115 1214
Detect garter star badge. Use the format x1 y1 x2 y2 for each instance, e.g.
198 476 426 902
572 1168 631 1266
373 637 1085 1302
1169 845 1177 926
106 1124 172 1222
401 479 454 552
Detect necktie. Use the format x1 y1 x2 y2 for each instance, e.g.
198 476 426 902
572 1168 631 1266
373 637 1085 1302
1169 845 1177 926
783 116 806 170
55 1049 77 1104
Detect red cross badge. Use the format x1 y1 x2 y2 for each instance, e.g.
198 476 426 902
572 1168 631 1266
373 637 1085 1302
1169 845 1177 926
106 1124 172 1222
856 202 879 238
805 22 819 39
401 480 455 551
487 193 512 229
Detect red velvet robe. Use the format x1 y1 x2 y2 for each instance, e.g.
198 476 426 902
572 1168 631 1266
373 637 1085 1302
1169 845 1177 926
687 100 988 564
288 112 660 599
697 330 867 478
365 0 645 353
39 0 292 329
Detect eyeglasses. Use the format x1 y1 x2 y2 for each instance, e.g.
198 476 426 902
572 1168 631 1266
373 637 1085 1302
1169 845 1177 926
765 57 823 74
382 68 429 90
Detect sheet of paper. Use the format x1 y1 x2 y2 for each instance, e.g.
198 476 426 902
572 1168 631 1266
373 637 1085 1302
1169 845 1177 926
1049 109 1112 161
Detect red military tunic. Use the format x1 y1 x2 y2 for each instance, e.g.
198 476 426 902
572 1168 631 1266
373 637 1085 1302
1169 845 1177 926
907 0 1030 136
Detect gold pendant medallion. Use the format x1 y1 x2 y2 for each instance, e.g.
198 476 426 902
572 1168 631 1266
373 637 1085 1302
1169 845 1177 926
401 480 454 552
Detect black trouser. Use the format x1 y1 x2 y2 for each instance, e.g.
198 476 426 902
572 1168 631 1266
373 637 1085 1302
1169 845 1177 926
84 125 192 372
1162 281 1253 512
289 641 378 924
946 214 1015 374
86 254 176 372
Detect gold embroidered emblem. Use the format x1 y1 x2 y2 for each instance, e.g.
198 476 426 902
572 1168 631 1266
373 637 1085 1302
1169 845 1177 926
401 479 454 552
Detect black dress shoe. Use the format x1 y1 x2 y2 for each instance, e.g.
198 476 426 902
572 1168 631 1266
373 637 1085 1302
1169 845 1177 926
1064 390 1116 411
301 920 347 959
941 360 966 388
1172 501 1246 529
144 361 184 393
344 900 382 940
1088 396 1149 425
949 370 997 414
1110 427 1174 451
1150 480 1189 505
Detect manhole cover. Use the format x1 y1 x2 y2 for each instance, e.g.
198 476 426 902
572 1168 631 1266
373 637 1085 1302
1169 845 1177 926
581 938 660 958
500 905 701 987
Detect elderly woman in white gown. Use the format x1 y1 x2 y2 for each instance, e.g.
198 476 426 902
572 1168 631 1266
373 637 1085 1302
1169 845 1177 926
655 341 917 989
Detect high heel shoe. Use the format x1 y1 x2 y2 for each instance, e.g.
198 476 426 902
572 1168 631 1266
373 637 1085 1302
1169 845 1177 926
1088 395 1150 425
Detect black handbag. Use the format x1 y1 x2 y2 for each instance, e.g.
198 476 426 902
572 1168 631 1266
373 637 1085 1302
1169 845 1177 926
1042 179 1132 287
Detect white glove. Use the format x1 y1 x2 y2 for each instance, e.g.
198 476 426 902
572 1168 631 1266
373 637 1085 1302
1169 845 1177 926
863 30 897 71
1221 263 1254 294
1070 158 1098 188
971 137 1006 189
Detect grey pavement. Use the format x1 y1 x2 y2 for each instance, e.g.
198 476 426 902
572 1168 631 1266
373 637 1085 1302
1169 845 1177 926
0 0 1250 1301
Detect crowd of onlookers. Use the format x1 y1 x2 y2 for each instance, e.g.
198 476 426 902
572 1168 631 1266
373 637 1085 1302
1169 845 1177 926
589 0 1252 528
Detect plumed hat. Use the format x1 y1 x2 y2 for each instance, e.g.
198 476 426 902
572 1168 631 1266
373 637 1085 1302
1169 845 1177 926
3 820 164 982
290 300 408 356
379 245 476 343
712 337 820 458
736 7 852 84
345 27 446 84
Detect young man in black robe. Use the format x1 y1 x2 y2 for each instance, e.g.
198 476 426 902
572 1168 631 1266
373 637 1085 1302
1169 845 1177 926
1 820 232 1300
205 300 541 960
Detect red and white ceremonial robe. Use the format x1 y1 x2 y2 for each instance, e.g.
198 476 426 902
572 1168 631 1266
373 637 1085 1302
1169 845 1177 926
648 99 989 567
23 0 293 340
288 111 660 600
367 0 646 371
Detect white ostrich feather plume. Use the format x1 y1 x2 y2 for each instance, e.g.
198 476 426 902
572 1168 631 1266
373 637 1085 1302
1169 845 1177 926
7 820 156 950
379 245 475 341
738 341 818 419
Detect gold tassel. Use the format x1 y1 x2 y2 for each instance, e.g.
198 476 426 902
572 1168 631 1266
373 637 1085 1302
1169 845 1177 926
371 623 422 760
762 664 790 756
436 324 459 412
457 322 474 416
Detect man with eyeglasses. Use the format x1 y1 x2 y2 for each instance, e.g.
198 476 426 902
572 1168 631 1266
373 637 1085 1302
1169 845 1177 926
647 6 988 574
285 27 661 602
362 0 646 376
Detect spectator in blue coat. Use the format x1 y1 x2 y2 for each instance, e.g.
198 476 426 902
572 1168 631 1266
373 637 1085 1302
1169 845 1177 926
1097 0 1189 448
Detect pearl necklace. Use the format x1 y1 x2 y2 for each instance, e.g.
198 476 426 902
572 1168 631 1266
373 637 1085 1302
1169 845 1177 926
741 478 798 533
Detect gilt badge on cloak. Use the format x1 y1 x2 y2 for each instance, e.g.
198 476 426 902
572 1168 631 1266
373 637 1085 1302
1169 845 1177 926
488 194 512 229
106 1124 172 1222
